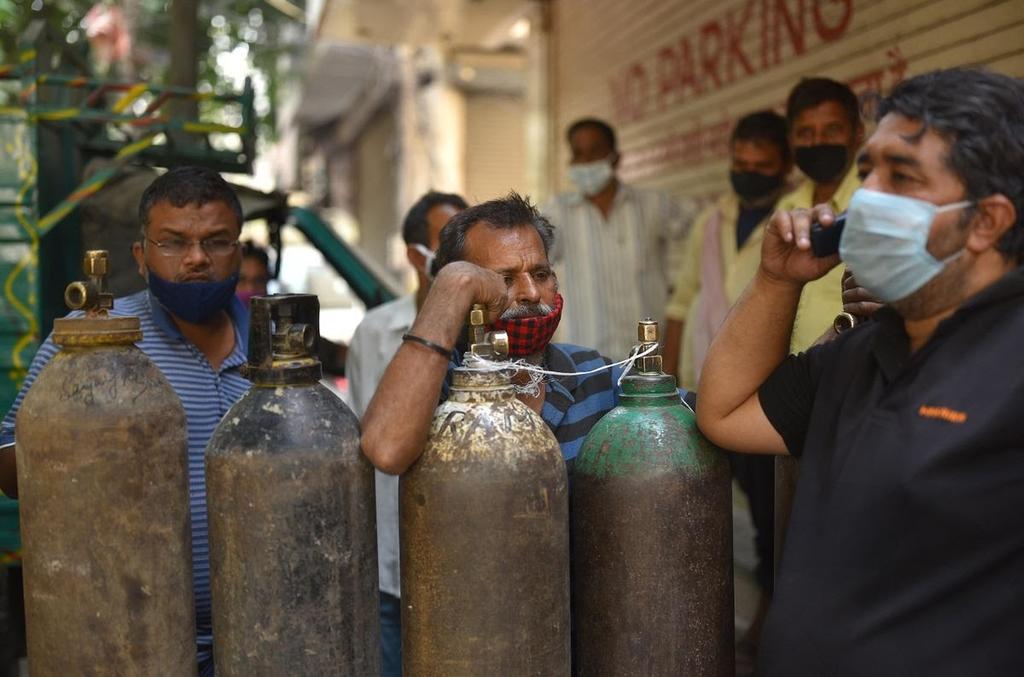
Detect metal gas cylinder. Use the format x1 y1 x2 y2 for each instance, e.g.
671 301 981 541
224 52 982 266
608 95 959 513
16 250 195 676
400 305 571 676
572 319 734 677
205 294 378 676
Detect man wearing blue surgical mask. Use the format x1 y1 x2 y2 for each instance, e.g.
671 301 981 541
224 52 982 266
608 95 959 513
345 189 467 677
696 68 1024 676
0 166 252 676
542 118 695 360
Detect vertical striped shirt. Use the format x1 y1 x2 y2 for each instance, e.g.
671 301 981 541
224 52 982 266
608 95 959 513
541 184 695 361
1 290 251 677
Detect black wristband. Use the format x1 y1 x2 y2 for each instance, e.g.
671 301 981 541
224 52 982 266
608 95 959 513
401 333 452 361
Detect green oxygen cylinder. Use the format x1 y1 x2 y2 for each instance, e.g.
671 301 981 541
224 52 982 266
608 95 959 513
572 319 734 677
400 305 571 676
16 250 195 676
205 294 379 676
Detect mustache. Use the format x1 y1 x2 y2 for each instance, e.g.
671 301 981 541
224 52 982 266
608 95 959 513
500 301 554 321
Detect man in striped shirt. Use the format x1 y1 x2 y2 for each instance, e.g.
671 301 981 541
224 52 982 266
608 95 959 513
0 166 251 676
361 192 690 474
541 118 695 362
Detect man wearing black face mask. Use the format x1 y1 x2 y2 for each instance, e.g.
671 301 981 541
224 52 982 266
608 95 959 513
777 77 864 351
664 111 792 387
662 110 790 671
0 166 250 676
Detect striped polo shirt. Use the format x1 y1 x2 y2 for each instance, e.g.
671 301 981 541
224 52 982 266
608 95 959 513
1 289 250 676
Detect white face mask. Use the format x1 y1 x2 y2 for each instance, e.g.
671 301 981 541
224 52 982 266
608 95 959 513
412 243 436 279
839 188 973 303
569 158 615 197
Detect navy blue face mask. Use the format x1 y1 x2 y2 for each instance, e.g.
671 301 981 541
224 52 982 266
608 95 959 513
148 270 239 324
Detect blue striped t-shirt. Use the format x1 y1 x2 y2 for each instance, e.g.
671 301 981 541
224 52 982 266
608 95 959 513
1 289 251 676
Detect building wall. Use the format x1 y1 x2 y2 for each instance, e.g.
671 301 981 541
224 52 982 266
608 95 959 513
464 92 528 203
356 106 400 270
550 0 1024 204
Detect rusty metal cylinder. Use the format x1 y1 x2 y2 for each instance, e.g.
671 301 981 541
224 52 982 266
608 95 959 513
572 320 734 677
16 250 196 676
205 294 379 676
401 365 571 676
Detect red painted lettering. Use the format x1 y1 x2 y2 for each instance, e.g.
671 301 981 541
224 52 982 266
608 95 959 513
656 46 680 110
772 0 806 66
725 1 756 82
699 21 724 90
625 63 650 123
678 37 703 97
813 0 852 42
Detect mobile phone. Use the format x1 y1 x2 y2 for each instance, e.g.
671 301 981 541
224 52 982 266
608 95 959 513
810 213 846 257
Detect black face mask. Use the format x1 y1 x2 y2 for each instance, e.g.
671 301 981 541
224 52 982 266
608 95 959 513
729 171 785 203
795 144 849 184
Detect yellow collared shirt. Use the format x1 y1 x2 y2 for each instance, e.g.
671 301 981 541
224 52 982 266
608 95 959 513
666 192 770 389
774 162 861 352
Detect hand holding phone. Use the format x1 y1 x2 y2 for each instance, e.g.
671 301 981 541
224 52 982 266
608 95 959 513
810 213 846 257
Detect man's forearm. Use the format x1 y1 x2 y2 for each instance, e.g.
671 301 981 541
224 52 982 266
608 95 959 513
360 276 474 475
697 270 802 428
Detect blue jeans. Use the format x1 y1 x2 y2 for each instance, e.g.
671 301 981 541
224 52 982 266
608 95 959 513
380 591 402 677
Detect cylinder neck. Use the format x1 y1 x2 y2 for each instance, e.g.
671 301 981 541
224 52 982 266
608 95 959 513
450 368 514 396
618 373 679 405
54 250 142 346
242 294 323 386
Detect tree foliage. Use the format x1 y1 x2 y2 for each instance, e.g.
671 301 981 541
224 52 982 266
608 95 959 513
0 0 305 142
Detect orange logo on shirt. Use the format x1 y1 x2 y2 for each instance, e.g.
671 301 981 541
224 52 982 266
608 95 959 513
918 405 967 424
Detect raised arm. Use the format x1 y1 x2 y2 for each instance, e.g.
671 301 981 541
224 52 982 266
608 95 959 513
696 205 841 454
360 263 508 475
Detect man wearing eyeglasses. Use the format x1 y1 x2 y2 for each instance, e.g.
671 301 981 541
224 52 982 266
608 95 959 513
0 165 251 677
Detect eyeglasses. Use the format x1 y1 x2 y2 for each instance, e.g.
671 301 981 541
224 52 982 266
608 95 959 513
146 237 239 258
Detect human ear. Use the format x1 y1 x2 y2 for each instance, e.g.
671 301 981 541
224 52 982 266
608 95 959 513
965 194 1016 254
131 240 147 278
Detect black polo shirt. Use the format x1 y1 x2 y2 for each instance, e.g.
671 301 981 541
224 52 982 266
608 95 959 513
756 266 1024 677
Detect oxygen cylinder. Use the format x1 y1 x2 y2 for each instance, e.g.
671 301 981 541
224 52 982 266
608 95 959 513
206 294 379 676
401 305 571 676
572 319 733 677
16 250 195 676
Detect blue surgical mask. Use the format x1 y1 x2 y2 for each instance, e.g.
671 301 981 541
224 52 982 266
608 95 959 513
840 188 972 302
148 270 239 324
569 158 614 197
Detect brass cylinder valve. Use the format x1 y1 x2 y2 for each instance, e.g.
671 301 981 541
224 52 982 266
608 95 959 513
64 250 114 315
467 303 509 360
635 318 663 375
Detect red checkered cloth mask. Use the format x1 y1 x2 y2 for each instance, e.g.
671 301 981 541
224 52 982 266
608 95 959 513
491 293 564 357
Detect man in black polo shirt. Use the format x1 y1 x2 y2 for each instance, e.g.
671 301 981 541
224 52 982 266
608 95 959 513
696 68 1024 676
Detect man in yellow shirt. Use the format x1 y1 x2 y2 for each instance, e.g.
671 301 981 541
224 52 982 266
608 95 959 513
664 111 792 388
778 77 864 351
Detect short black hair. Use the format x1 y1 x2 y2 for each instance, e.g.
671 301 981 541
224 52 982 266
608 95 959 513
433 192 555 275
567 117 618 153
878 67 1024 262
732 110 791 163
138 166 243 235
241 240 270 270
401 191 468 246
786 77 861 130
